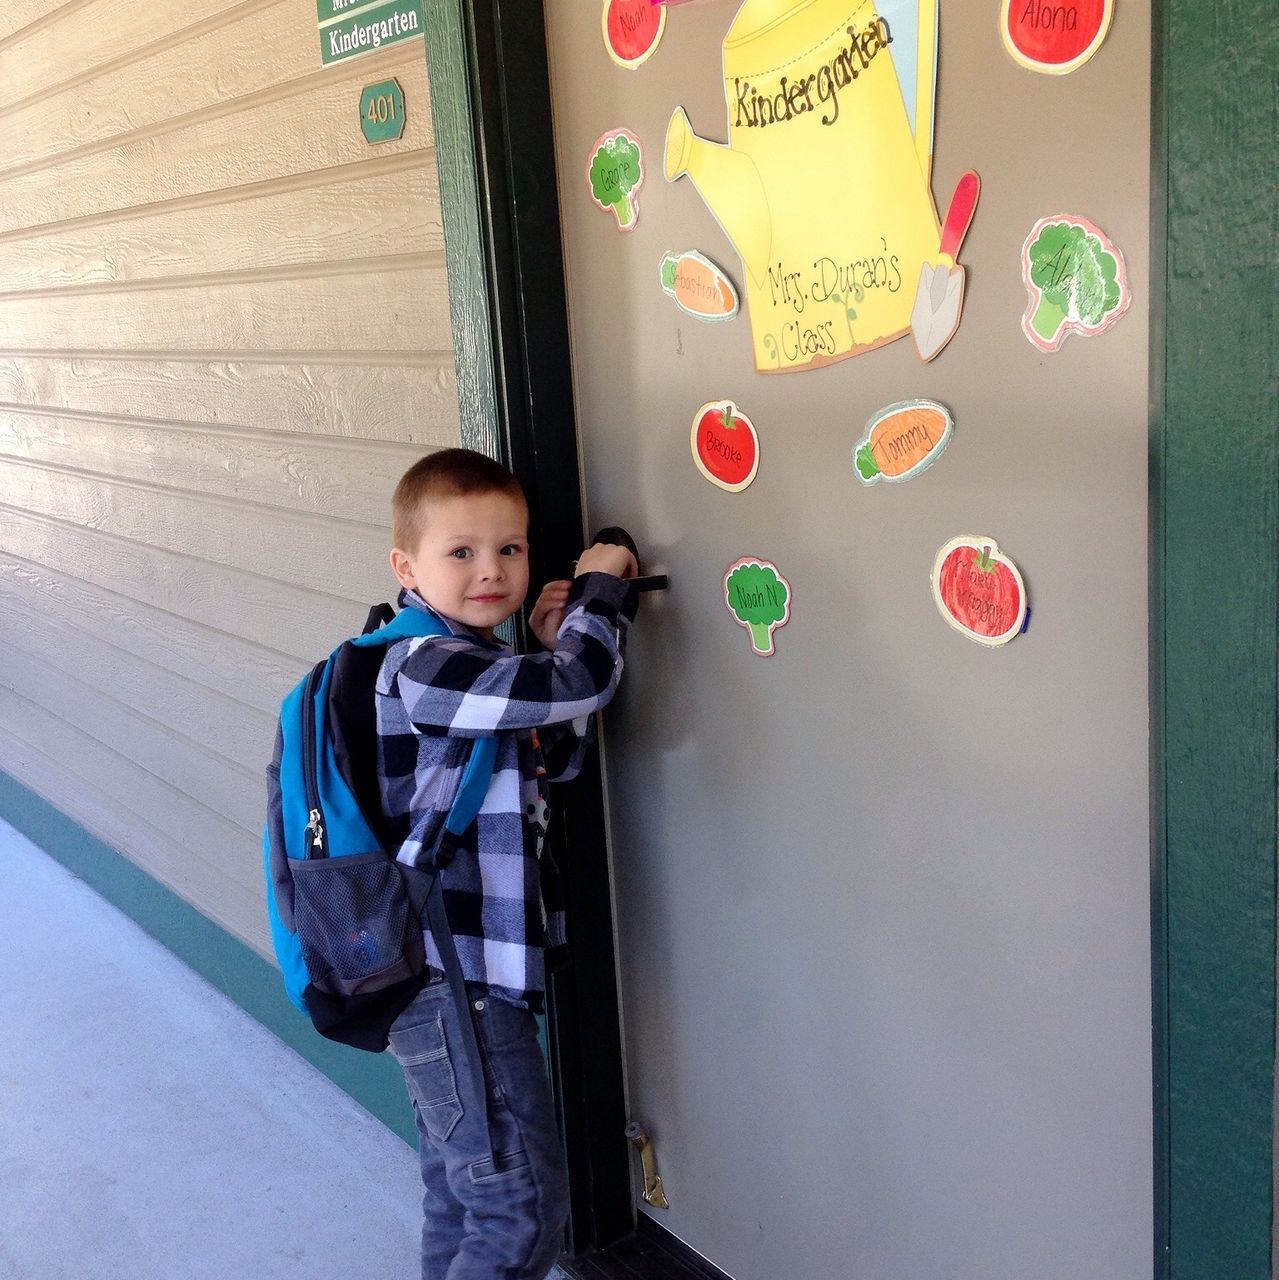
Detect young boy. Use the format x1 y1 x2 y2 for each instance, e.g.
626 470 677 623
378 448 637 1280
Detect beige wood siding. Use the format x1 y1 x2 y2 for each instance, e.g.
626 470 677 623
0 0 461 956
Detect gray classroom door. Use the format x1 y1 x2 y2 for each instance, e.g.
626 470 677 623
545 2 1153 1276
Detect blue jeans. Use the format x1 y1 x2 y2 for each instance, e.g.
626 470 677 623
388 979 570 1280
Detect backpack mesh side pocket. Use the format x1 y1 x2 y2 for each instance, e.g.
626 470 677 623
288 853 424 997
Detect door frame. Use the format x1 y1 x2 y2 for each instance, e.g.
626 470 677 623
424 0 1278 1270
1148 0 1276 1274
421 0 634 1250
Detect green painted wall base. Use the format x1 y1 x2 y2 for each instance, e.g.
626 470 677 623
0 770 416 1147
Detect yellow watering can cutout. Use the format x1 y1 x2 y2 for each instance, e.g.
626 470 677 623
666 0 977 373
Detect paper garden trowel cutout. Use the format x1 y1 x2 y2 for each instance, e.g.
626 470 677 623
911 171 979 362
1002 0 1114 74
691 400 758 491
724 558 791 655
602 0 666 69
587 129 645 231
663 0 978 375
931 537 1027 646
1021 215 1130 351
854 399 952 484
660 251 740 320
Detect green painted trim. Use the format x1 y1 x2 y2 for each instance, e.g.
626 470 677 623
0 770 416 1147
1154 0 1277 1275
1148 7 1171 1271
421 0 501 461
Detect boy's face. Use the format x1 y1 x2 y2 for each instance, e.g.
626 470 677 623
390 490 530 638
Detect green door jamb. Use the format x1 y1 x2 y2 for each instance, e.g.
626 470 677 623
1152 0 1277 1276
421 0 502 462
416 2 636 1251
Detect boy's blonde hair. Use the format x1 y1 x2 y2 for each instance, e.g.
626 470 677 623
391 448 527 550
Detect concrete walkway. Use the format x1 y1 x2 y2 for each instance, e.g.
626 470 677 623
0 817 569 1280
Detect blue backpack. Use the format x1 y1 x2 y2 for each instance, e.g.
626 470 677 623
263 602 497 1053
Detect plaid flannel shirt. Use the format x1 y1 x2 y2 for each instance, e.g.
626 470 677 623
375 572 638 1007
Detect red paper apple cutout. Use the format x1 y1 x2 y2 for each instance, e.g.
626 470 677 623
602 0 666 69
1001 0 1114 75
932 537 1027 646
691 400 759 493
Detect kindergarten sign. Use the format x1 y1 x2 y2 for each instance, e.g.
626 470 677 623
664 0 978 374
317 0 423 66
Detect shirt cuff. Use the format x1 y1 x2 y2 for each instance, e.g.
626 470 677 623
567 571 640 622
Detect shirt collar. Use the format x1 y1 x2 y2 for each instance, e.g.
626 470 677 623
397 587 508 649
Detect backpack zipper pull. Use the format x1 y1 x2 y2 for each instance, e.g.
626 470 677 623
305 808 325 854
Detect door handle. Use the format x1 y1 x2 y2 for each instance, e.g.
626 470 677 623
590 526 669 592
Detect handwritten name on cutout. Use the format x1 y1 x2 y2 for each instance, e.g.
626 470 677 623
1001 0 1114 74
1021 215 1130 351
853 399 953 485
692 401 759 492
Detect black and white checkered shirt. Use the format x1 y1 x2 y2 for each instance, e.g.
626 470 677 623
375 573 638 1007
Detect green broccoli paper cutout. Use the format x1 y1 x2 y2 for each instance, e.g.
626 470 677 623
1021 216 1130 352
724 558 791 657
587 129 644 231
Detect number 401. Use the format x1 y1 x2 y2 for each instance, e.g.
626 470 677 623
366 93 397 124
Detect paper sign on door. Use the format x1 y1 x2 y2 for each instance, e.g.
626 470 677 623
664 0 979 374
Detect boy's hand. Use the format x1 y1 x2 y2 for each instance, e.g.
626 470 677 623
529 580 573 649
576 542 638 580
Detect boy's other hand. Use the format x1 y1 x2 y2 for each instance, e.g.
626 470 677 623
576 543 638 581
529 580 572 649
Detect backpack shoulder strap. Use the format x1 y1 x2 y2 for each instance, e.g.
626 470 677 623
362 602 396 634
442 737 499 842
350 601 447 647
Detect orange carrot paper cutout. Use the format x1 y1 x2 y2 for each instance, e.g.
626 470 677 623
853 399 953 485
659 251 740 321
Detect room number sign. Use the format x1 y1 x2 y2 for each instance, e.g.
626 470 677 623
359 78 406 143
